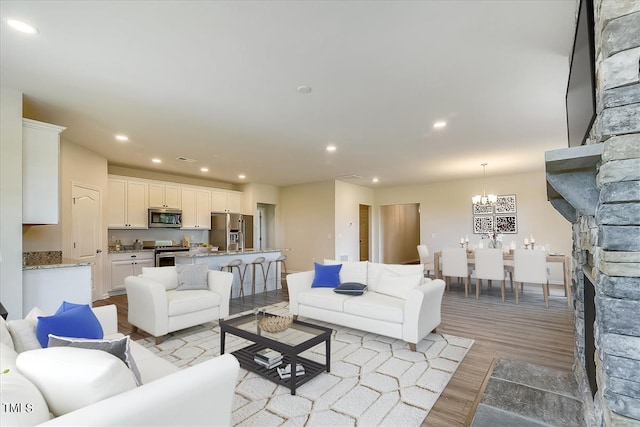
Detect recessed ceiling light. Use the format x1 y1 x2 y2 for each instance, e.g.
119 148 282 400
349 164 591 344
152 158 162 164
238 174 246 179
297 85 312 94
326 145 336 152
7 19 38 34
433 121 447 129
115 134 129 142
372 177 379 183
200 167 209 172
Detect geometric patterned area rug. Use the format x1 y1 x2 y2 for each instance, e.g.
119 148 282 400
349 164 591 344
136 302 473 426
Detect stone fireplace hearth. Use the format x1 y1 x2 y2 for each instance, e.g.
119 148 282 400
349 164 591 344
545 1 639 426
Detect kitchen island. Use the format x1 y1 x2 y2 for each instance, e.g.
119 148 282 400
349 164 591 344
175 249 286 297
23 253 93 315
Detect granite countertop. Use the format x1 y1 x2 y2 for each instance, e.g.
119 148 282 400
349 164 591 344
108 248 155 254
23 258 93 270
176 248 284 258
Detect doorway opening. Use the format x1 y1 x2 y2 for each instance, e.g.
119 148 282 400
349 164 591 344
256 203 276 250
359 204 370 261
380 203 420 264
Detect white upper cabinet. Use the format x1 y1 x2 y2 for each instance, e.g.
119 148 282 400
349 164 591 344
22 119 66 224
211 190 243 213
107 178 148 229
148 183 181 209
181 187 212 229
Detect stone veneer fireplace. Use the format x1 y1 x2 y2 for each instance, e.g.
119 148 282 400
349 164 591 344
545 1 639 425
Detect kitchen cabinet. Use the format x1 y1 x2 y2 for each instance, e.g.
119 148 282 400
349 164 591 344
181 188 212 229
107 178 148 229
109 251 154 291
148 183 181 209
211 190 243 213
22 119 66 224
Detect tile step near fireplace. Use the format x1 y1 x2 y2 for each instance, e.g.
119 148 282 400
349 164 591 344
470 359 585 427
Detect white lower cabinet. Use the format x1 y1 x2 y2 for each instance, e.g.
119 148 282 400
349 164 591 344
109 251 154 292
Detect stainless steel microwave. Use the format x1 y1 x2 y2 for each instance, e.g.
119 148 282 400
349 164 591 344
148 208 182 228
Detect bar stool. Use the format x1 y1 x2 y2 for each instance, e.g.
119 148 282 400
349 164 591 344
243 256 268 295
266 255 288 293
219 258 245 299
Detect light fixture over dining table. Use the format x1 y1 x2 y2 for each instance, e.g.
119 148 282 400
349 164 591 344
472 163 497 206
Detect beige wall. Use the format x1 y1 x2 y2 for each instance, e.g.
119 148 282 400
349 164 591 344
0 88 24 319
374 170 572 282
334 181 374 262
278 181 335 272
60 140 109 295
241 182 279 215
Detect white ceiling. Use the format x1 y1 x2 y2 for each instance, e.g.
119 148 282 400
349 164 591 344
1 0 577 188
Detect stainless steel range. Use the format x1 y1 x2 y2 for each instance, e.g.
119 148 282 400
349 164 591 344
143 240 190 267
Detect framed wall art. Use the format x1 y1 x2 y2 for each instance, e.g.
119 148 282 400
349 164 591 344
473 215 494 234
495 215 518 234
473 204 493 215
495 194 517 214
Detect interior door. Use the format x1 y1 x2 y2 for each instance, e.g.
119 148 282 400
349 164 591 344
72 183 102 301
359 204 370 261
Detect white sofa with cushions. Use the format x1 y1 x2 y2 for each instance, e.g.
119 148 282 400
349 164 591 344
287 261 446 351
125 265 233 344
0 304 239 426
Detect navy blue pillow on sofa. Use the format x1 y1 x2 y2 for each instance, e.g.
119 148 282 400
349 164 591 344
333 282 368 295
311 262 342 288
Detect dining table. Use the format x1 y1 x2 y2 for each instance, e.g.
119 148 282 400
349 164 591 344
433 250 572 307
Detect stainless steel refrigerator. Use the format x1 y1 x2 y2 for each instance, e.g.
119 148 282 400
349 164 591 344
210 213 253 251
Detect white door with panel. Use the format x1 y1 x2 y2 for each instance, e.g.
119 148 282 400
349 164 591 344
71 183 102 301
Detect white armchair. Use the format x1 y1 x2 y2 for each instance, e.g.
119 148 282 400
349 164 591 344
125 266 233 344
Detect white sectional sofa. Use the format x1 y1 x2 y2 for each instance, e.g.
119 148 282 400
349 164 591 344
0 304 239 426
287 261 446 351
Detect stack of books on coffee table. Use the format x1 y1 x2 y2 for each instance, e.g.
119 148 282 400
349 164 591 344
277 363 305 379
254 348 283 369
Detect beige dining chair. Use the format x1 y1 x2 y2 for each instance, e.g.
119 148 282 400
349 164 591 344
441 248 471 298
417 244 435 278
513 249 550 307
474 248 508 301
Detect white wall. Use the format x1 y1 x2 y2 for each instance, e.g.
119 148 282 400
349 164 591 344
334 181 374 262
278 181 335 271
1 88 24 319
374 170 572 282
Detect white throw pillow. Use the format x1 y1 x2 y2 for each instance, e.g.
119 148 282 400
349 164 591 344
7 307 46 353
175 263 209 291
368 263 423 292
140 266 179 290
324 260 368 285
0 364 50 426
0 316 14 349
376 269 423 300
16 347 137 416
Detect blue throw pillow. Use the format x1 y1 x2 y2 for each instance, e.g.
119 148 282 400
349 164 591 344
311 262 342 288
54 301 85 315
36 304 104 348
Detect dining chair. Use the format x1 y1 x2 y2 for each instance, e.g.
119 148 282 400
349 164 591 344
513 249 550 307
417 244 435 278
441 248 471 298
474 248 507 301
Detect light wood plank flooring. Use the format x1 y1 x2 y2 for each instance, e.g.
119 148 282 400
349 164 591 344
95 280 574 426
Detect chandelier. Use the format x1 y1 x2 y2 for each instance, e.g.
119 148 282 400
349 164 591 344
472 163 497 206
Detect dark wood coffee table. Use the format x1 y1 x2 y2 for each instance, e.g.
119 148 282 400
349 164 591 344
220 312 332 395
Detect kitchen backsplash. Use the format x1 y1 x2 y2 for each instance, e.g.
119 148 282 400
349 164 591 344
23 251 62 267
108 229 210 246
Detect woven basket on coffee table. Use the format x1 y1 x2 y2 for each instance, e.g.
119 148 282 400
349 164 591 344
258 315 293 333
